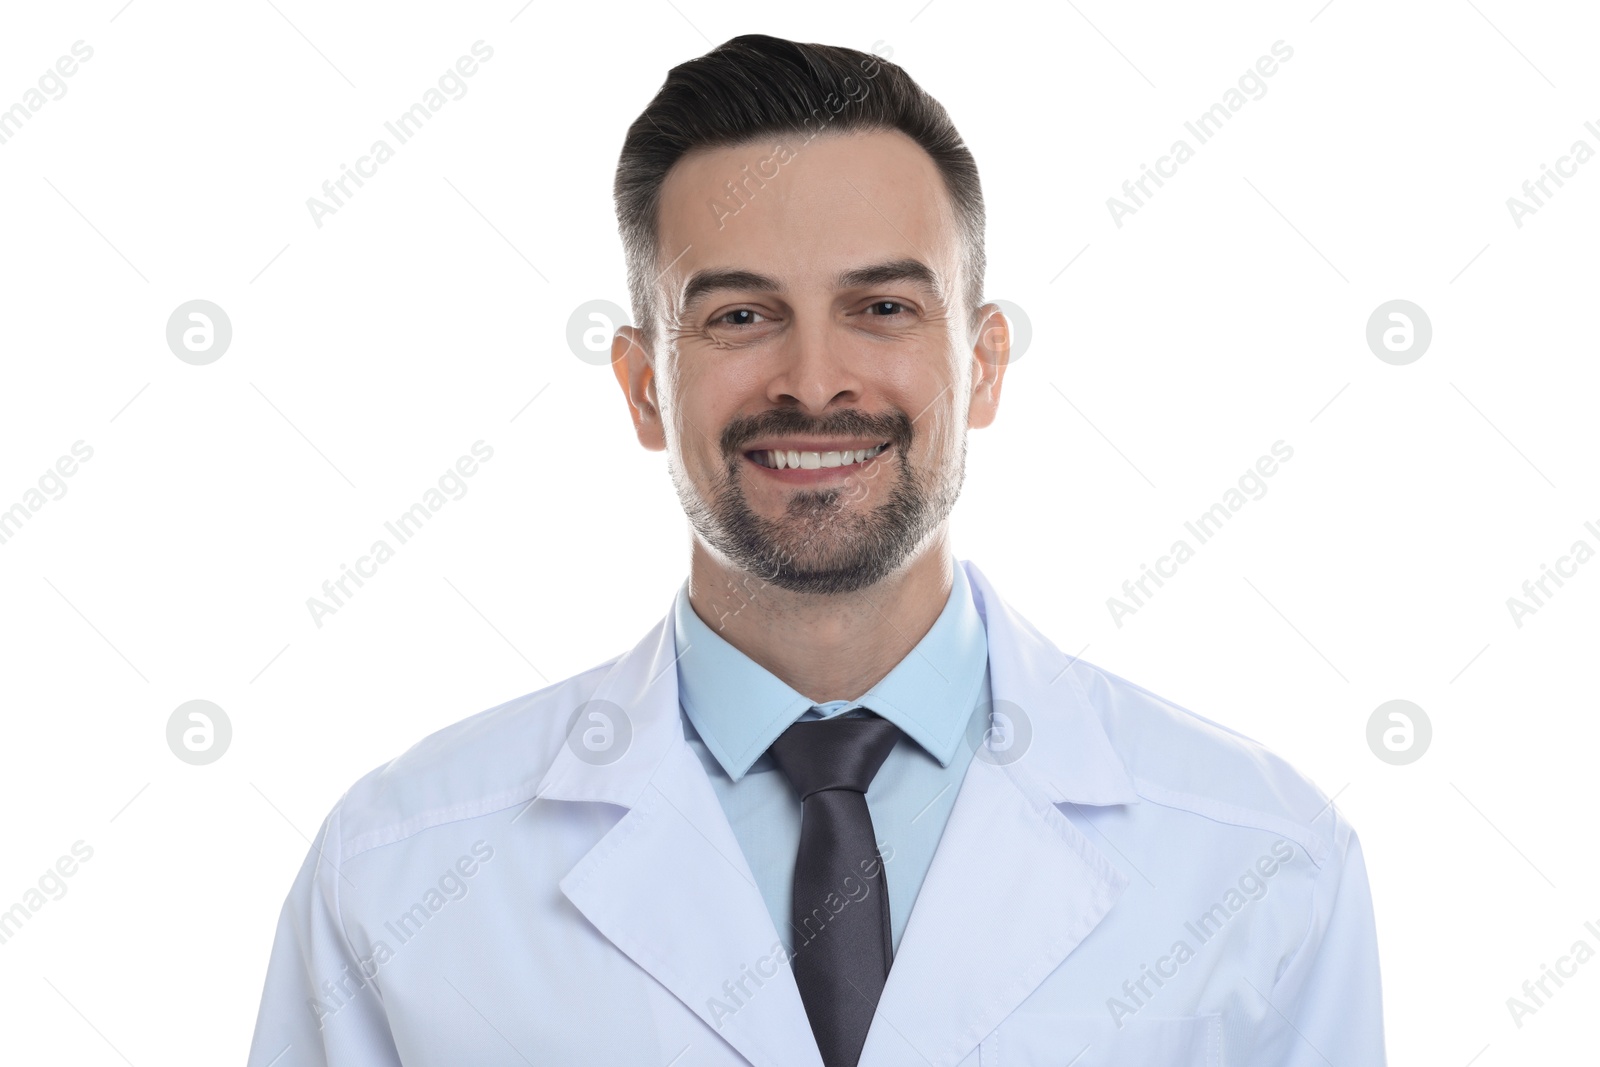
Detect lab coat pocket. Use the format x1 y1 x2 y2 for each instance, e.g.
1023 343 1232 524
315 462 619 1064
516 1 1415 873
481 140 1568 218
980 1010 1222 1066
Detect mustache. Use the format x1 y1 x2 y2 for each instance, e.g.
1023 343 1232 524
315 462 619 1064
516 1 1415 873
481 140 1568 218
721 409 913 456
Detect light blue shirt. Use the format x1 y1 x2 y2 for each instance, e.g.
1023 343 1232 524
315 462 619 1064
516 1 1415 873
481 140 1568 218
672 560 990 956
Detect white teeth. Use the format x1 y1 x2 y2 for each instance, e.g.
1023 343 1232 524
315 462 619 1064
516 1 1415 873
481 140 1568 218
752 442 888 470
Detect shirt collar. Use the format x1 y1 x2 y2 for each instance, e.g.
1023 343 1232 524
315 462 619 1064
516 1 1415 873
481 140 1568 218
673 561 989 782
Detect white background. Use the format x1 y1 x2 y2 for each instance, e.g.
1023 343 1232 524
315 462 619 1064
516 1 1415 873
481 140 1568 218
1 0 1596 1062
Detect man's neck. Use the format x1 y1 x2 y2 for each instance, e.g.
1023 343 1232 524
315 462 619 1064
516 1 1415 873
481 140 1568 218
685 534 955 705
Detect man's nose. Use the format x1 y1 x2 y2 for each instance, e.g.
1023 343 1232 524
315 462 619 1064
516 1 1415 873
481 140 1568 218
766 316 864 413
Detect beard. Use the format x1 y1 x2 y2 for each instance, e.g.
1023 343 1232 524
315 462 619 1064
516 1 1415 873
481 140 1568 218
672 406 966 596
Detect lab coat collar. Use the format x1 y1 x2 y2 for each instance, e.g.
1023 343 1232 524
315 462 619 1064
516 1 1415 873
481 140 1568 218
535 559 1139 1067
535 559 1136 809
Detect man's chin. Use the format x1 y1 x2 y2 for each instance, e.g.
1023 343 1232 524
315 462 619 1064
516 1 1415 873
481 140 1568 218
739 538 904 595
753 565 886 597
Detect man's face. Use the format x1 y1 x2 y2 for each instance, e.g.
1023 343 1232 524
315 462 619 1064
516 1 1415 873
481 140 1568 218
613 128 1007 596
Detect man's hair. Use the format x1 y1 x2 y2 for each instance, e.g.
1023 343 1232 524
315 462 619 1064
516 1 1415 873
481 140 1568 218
613 34 986 351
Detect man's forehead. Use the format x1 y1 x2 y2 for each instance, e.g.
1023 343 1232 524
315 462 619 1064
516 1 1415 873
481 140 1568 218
655 129 960 310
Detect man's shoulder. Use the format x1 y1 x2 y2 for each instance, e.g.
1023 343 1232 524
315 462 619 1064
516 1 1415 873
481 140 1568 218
1070 658 1346 866
327 653 624 862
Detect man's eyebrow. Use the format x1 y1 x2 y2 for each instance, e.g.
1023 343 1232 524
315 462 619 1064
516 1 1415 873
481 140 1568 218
834 258 944 300
679 269 780 313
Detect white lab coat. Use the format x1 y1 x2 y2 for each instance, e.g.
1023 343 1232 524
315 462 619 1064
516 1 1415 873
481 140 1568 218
248 559 1385 1066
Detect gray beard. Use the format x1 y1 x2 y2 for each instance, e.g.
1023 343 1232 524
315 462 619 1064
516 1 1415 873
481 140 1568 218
676 437 966 596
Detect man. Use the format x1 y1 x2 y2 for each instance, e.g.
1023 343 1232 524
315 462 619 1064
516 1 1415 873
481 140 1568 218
249 34 1386 1067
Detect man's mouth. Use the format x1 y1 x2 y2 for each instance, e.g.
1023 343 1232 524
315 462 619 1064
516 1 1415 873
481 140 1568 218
744 441 892 471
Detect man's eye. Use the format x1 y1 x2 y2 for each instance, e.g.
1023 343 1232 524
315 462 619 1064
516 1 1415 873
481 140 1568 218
866 301 907 316
714 308 765 327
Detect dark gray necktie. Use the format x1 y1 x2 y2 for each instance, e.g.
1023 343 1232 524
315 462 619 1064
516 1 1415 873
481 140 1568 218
767 711 900 1067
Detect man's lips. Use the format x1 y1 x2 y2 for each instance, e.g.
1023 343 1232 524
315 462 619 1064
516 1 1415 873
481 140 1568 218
741 437 892 456
742 440 893 480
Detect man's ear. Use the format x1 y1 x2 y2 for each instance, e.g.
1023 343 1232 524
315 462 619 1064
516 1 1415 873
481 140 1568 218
611 325 667 451
967 303 1010 430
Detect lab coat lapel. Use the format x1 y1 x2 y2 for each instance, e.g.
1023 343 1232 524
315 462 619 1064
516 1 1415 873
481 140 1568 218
860 561 1142 1067
537 609 824 1067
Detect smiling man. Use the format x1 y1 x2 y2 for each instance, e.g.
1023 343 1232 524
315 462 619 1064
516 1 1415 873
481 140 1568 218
249 34 1386 1067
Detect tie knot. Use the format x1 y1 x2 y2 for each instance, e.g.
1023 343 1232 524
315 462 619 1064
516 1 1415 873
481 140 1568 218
767 712 901 800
